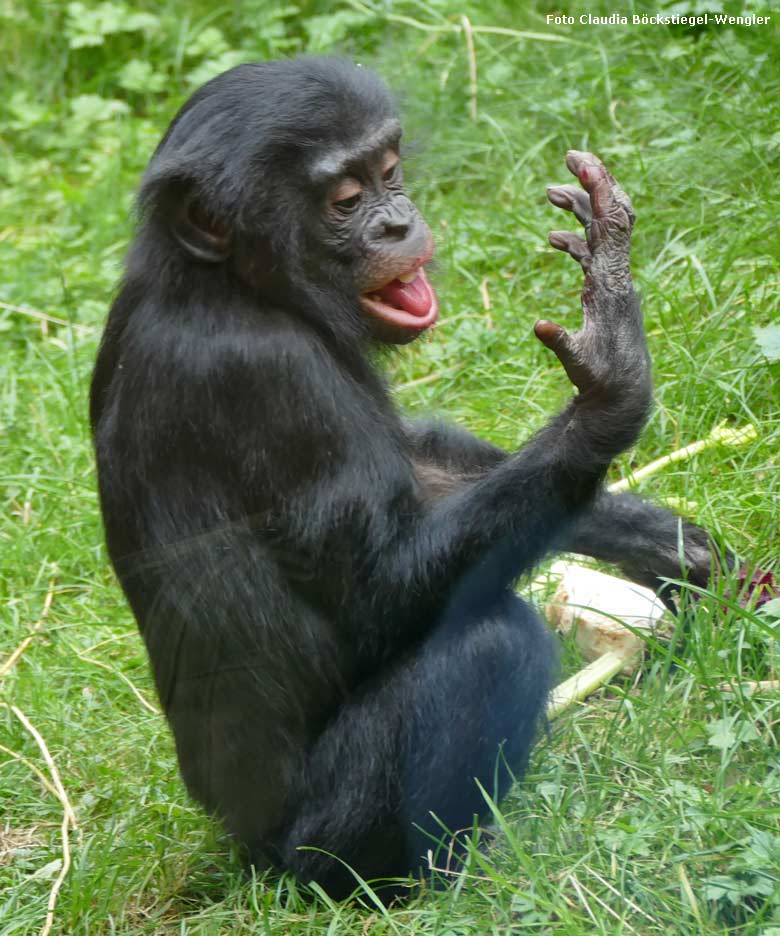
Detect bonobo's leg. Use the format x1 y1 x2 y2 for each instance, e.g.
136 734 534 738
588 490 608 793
262 593 555 901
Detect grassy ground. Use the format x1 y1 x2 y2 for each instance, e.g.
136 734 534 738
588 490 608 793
2 1 780 933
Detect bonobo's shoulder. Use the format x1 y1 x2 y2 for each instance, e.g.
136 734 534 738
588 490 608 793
219 313 376 409
250 315 322 358
244 315 346 379
188 306 329 371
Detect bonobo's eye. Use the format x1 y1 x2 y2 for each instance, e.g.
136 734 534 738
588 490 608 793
330 177 363 214
381 150 400 185
335 193 361 211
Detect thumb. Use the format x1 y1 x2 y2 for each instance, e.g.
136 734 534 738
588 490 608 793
534 319 570 355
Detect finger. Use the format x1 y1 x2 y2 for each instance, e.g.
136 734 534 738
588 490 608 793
535 320 594 392
565 150 614 191
546 184 592 227
565 150 634 231
534 320 584 388
548 230 592 270
534 319 569 353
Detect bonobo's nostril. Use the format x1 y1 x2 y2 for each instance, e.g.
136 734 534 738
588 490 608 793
382 219 410 240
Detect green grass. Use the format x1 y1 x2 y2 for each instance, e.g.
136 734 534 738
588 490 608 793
2 1 780 933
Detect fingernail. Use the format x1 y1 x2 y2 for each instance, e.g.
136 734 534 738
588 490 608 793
547 188 571 209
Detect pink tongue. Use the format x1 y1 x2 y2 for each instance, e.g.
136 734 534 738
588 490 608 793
376 273 431 317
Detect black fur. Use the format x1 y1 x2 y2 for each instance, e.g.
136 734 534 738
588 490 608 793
91 57 716 900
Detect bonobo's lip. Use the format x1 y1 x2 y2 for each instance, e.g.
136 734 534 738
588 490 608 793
358 245 439 337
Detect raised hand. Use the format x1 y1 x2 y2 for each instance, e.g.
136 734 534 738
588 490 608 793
536 151 650 413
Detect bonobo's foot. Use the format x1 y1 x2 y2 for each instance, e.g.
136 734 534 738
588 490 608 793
535 151 651 423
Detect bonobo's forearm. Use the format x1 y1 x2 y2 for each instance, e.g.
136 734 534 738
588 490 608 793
406 415 723 598
392 400 639 613
567 490 721 591
405 417 723 594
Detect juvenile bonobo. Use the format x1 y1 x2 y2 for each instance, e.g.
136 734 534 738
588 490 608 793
91 58 716 899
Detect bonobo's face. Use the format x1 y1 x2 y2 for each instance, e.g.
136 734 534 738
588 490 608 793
309 118 438 344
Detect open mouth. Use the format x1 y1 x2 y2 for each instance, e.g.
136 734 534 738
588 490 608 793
359 265 439 333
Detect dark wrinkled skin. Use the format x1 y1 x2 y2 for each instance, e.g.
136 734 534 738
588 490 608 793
312 117 434 296
90 58 725 904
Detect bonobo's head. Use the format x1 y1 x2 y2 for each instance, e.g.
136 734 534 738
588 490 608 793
138 57 438 345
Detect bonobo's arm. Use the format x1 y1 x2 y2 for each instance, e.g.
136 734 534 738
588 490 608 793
567 491 723 592
403 155 723 598
382 152 653 618
405 420 720 593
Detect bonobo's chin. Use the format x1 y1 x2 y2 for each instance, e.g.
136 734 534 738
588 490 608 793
359 267 439 345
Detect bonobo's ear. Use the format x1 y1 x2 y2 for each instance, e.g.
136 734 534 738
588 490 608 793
172 192 232 263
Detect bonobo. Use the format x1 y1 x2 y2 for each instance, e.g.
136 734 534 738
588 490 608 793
91 58 717 899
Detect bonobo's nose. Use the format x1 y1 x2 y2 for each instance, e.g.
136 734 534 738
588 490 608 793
370 206 416 243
